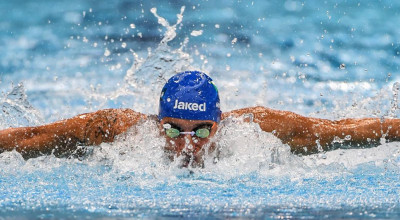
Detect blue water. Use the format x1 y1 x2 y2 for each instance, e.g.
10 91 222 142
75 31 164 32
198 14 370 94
1 0 400 219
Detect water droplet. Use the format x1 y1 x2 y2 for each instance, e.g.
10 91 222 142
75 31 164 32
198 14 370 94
190 30 203 36
104 48 111 57
393 82 400 92
231 38 237 44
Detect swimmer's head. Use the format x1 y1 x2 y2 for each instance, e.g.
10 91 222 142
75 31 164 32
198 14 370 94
158 71 221 167
158 71 221 123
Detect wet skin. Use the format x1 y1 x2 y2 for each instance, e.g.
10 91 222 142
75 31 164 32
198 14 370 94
160 117 218 167
3 107 400 162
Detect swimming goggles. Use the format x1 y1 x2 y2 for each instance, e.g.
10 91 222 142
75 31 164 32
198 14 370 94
164 125 211 138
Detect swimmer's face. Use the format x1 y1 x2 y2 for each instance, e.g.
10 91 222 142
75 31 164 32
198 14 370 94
160 117 218 167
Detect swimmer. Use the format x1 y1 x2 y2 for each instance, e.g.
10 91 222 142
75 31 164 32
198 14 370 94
1 71 400 167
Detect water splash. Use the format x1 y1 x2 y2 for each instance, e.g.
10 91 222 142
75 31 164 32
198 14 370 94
2 1 400 218
150 6 185 45
79 113 400 180
88 6 205 114
1 95 400 219
88 118 169 175
0 5 398 181
0 83 44 129
388 82 400 118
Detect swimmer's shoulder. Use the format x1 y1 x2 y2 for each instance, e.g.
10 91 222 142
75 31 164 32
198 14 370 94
78 108 147 123
82 108 148 145
221 106 307 134
222 106 283 120
112 108 147 121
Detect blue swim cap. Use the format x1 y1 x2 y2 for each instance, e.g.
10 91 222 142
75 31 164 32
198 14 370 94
158 71 221 123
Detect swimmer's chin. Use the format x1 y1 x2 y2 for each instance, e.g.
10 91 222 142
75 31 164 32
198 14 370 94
165 150 205 168
183 153 206 168
163 148 206 168
164 142 216 168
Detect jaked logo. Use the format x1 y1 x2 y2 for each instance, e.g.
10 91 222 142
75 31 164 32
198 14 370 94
173 99 206 111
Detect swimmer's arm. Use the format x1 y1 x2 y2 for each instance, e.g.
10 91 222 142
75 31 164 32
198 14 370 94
0 109 145 158
224 106 400 154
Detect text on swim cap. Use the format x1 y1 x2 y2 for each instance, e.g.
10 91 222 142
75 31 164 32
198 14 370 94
173 99 206 111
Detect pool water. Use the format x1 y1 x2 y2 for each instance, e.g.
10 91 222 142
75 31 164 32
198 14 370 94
1 0 400 218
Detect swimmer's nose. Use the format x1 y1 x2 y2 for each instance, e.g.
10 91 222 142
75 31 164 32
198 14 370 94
183 134 197 151
184 133 195 143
